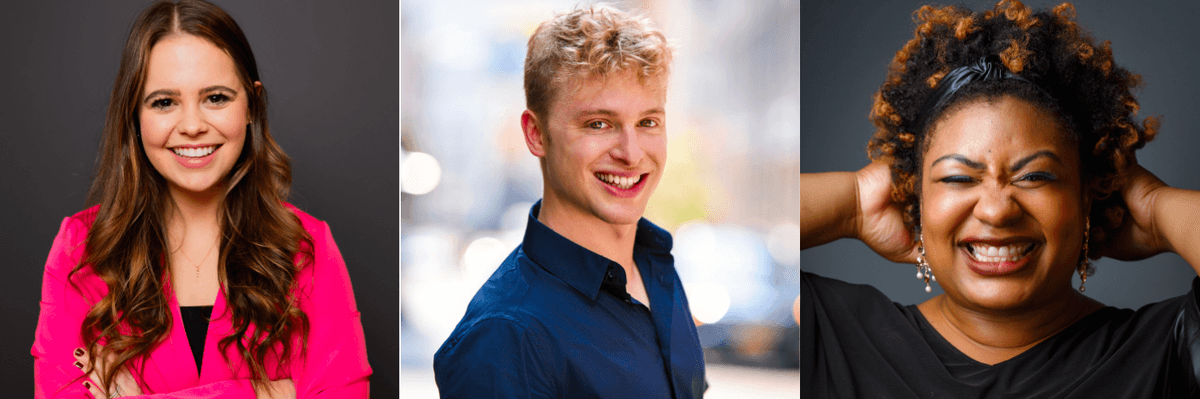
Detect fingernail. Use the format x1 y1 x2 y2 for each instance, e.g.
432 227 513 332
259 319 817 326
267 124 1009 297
82 381 91 389
74 361 83 369
74 348 84 356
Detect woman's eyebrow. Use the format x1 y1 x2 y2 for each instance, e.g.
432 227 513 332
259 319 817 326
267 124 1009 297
1010 150 1060 171
200 85 237 95
931 154 984 169
929 151 1061 171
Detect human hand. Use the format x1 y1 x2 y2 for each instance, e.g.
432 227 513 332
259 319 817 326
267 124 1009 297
1095 157 1171 261
74 346 143 398
854 162 920 264
254 378 296 399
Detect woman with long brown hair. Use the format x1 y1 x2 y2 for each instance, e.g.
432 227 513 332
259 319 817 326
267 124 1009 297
31 1 370 397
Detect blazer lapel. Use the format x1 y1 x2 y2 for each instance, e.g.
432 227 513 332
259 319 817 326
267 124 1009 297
200 286 231 383
140 281 199 393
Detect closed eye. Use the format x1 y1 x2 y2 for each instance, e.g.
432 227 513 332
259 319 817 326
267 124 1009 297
938 175 973 184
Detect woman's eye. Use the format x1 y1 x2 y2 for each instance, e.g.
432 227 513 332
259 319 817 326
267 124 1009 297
206 94 230 104
150 99 174 110
1018 172 1057 183
939 175 973 184
638 119 658 128
587 121 609 130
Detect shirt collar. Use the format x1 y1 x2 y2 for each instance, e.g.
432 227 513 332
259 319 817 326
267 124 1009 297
522 200 673 300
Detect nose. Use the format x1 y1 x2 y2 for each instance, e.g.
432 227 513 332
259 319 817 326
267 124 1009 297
973 184 1023 227
177 104 208 136
609 125 644 166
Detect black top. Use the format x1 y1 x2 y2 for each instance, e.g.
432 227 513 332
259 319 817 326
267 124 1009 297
180 305 213 374
801 271 1200 398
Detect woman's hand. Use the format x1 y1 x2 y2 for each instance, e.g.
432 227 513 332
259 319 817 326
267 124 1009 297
1095 158 1171 261
74 347 143 398
854 162 921 264
255 378 297 399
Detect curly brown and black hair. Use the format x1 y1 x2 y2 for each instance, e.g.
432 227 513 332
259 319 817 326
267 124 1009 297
867 0 1159 252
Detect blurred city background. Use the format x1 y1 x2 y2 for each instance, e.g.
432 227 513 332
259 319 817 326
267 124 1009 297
401 0 798 396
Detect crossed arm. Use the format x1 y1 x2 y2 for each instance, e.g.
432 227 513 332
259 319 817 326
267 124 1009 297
32 217 371 398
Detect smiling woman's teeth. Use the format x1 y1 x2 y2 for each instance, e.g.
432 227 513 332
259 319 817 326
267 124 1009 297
173 146 216 158
596 173 642 189
969 243 1034 263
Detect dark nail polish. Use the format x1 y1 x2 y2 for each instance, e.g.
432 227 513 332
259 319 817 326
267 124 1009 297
74 361 83 369
74 348 84 356
82 381 91 389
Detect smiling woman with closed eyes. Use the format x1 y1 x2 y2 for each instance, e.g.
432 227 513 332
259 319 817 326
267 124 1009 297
30 1 369 398
800 1 1200 397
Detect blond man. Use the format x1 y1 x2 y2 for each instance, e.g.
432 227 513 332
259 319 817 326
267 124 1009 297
434 4 706 398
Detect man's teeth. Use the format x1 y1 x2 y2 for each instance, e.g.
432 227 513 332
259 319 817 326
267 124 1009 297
969 243 1033 263
172 146 216 158
596 173 642 189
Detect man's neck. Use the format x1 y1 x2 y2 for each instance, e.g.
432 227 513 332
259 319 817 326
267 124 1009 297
538 199 639 270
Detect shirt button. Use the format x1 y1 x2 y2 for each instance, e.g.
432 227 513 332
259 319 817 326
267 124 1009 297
659 275 667 284
607 271 615 279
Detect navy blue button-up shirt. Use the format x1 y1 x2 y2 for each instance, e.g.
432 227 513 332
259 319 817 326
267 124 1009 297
434 201 707 398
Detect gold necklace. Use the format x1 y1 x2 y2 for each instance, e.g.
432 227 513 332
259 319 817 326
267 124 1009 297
175 238 218 280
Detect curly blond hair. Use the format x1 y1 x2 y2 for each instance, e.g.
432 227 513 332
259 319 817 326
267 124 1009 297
524 3 674 119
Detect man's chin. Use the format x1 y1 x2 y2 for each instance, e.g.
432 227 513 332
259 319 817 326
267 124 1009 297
594 204 647 225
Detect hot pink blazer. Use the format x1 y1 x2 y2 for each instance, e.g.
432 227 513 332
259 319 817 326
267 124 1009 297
32 205 371 398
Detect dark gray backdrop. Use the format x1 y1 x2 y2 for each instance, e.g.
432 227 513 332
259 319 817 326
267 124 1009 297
802 0 1200 309
0 1 399 396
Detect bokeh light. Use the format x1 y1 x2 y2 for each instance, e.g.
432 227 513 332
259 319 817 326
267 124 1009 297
401 151 442 195
686 281 732 324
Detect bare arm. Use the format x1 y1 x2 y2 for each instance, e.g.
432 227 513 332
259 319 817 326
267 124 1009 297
1098 160 1200 273
801 171 859 250
801 162 920 263
1153 187 1200 271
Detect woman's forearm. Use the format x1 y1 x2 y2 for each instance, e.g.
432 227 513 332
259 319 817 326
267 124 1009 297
1154 187 1200 272
801 171 859 250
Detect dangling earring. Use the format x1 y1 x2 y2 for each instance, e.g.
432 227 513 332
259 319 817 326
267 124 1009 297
916 234 935 293
1078 217 1091 292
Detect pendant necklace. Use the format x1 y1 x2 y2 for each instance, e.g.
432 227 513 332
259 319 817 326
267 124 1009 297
176 238 218 280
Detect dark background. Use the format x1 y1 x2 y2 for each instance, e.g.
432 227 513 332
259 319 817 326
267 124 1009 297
0 1 398 396
802 0 1200 309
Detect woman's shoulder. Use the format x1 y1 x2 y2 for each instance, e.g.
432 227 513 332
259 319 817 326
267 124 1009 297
282 203 357 313
802 271 893 303
51 205 102 248
65 205 101 230
42 206 103 284
282 202 330 236
801 271 908 323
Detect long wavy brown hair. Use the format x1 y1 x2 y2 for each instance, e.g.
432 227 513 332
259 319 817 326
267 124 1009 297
71 0 312 392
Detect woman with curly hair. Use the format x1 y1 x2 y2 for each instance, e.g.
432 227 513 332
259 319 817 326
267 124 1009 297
31 0 370 397
801 0 1200 397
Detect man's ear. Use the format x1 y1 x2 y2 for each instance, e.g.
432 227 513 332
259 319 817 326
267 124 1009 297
522 110 547 158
